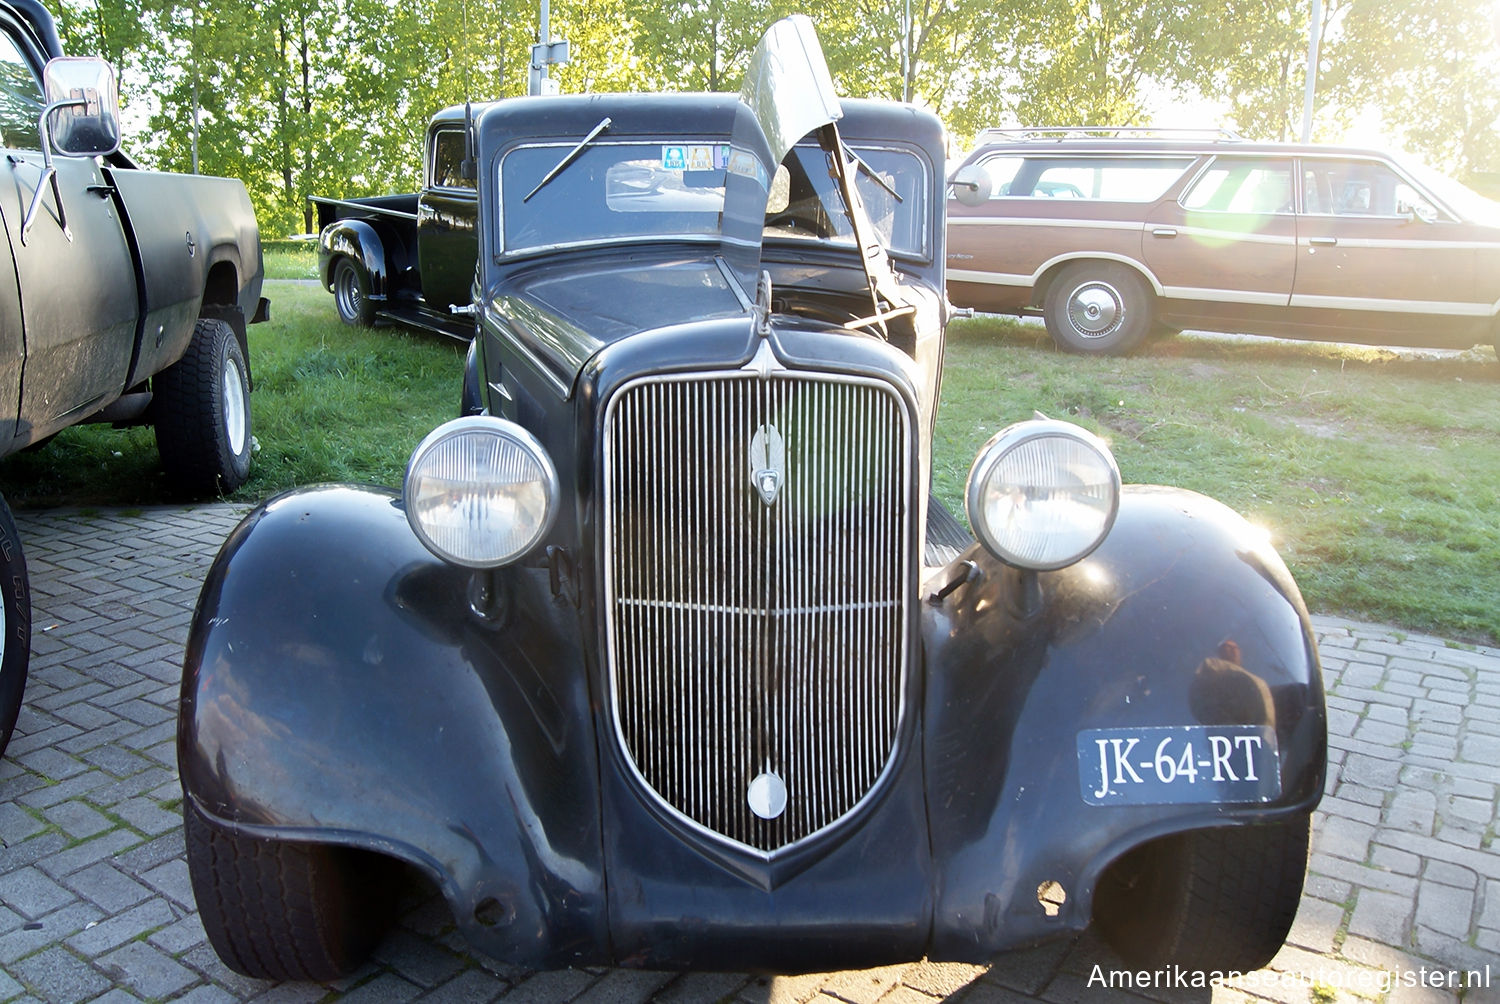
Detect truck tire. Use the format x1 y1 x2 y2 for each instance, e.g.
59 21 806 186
1093 816 1309 973
153 318 253 496
0 493 29 760
1043 261 1153 356
184 799 397 981
333 258 376 327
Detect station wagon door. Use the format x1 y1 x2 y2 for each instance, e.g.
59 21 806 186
1142 157 1297 329
1289 157 1487 347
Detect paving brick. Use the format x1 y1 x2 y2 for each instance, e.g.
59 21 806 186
0 865 76 919
98 939 199 998
9 944 113 1001
60 861 152 913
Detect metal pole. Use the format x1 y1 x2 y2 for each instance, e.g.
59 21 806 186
1300 0 1321 142
902 0 911 103
533 0 550 96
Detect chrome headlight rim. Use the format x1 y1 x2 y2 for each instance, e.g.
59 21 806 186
403 416 560 569
965 418 1121 572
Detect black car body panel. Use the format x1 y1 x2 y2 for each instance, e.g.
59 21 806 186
182 16 1325 977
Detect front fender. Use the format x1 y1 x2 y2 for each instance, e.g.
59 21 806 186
317 219 395 299
178 485 608 968
924 486 1325 960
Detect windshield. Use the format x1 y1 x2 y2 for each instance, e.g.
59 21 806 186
498 138 927 259
500 140 767 255
768 144 928 257
1398 157 1500 226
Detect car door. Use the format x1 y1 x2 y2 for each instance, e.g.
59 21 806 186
417 126 480 311
0 18 136 444
1142 156 1298 331
1290 156 1486 346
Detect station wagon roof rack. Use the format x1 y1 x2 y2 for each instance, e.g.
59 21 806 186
978 126 1244 142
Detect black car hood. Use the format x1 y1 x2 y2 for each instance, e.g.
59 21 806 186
487 251 752 392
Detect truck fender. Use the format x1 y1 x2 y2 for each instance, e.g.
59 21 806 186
179 485 609 968
318 219 393 300
922 485 1325 960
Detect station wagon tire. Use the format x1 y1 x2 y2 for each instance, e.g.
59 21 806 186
1044 262 1154 356
1093 816 1309 972
153 318 253 496
0 493 28 760
333 258 376 327
184 799 397 981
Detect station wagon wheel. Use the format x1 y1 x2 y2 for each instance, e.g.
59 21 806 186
1044 261 1154 356
333 258 376 327
0 493 29 760
1092 816 1309 972
184 799 398 981
153 318 253 497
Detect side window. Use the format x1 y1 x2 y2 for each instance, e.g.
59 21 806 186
977 155 1022 198
429 129 472 190
0 29 42 150
1302 159 1439 219
1182 159 1294 214
995 157 1192 202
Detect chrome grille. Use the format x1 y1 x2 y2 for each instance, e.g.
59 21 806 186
603 367 911 852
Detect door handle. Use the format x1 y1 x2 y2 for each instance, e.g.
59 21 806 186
1151 228 1178 238
1309 236 1338 247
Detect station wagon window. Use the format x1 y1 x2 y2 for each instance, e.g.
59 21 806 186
0 28 42 150
1302 159 1436 219
1182 158 1294 214
978 155 1191 202
430 129 472 190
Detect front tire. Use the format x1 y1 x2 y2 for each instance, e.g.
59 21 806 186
184 799 397 981
0 493 29 760
1043 261 1154 356
333 258 376 327
153 318 253 497
1093 817 1309 972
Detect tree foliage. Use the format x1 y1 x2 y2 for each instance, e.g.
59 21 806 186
49 0 1500 237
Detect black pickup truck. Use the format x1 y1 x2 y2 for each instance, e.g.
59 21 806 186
0 0 267 756
311 111 477 340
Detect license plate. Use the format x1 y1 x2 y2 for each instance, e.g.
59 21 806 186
1077 725 1281 806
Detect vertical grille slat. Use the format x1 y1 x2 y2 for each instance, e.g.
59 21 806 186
604 367 911 852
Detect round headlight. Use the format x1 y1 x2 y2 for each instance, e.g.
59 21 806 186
404 417 559 568
965 419 1120 571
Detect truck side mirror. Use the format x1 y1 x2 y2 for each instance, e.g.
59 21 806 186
948 164 992 207
20 56 123 245
42 56 122 158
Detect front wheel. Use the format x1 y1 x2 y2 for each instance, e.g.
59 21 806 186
1043 261 1154 355
1093 817 1310 972
153 317 253 497
184 799 397 981
333 258 376 327
0 493 29 760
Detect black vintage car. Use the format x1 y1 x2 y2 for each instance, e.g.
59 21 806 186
179 18 1325 981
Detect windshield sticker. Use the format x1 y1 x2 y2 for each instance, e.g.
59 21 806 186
661 144 733 172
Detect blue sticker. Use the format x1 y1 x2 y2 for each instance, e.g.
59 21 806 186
662 145 687 170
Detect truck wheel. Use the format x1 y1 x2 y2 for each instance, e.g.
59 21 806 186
0 493 29 760
1043 262 1153 355
154 318 253 496
333 258 376 327
1093 817 1309 972
184 799 397 981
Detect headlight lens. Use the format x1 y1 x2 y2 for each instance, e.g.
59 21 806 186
404 417 559 568
965 419 1120 571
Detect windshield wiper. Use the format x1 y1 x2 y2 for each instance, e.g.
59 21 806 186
847 145 903 203
524 116 612 203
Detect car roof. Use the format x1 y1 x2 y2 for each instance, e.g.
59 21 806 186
967 128 1395 162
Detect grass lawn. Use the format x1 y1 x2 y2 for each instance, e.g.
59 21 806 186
2 281 1497 644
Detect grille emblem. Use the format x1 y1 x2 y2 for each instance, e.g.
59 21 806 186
749 423 785 506
747 771 788 820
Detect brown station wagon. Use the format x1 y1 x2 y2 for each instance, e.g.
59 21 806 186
946 128 1500 355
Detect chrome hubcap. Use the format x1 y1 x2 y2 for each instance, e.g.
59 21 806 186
1068 283 1123 338
336 268 360 318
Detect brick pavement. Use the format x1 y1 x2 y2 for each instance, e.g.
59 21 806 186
0 505 1496 1003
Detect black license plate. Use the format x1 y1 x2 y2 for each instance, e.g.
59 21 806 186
1077 725 1281 806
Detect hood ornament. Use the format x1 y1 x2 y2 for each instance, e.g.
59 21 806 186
749 423 785 506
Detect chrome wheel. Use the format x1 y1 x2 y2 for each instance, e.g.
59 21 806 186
335 264 362 321
1065 281 1125 340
